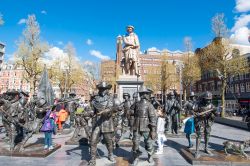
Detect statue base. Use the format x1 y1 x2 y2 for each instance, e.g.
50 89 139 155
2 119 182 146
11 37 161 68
116 75 144 101
65 137 89 146
180 148 250 165
0 143 61 158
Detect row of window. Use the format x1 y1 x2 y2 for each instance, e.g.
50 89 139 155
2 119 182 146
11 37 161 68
226 82 250 93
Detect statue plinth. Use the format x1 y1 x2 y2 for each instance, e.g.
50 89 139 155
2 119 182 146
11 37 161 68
116 75 143 101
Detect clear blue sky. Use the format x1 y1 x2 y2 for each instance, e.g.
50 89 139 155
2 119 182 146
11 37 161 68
0 0 249 62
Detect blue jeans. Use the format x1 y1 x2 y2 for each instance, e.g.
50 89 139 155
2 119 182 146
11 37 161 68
44 132 52 147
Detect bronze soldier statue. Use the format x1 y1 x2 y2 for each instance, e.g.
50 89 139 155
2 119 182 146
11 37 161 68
112 93 123 148
193 91 217 158
0 90 26 151
131 86 157 165
164 91 182 134
70 106 93 142
66 93 78 127
88 82 115 166
184 92 196 116
121 93 132 134
129 92 139 140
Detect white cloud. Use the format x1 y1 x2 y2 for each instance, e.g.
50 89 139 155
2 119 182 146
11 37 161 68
43 47 68 66
86 39 93 45
231 14 250 32
230 26 250 45
18 18 26 25
41 10 47 15
89 50 110 60
235 0 250 12
147 47 160 52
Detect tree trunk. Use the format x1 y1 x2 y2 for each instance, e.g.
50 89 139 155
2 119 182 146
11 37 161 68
221 79 226 117
183 87 187 102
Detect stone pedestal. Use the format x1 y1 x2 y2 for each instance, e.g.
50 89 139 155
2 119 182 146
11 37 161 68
180 148 250 165
116 75 144 101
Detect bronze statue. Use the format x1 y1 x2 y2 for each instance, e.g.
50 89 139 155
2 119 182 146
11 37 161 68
112 93 123 148
164 91 182 134
193 91 217 158
88 82 115 166
65 93 78 127
70 106 92 143
223 140 250 158
121 25 140 76
131 86 157 165
121 93 132 134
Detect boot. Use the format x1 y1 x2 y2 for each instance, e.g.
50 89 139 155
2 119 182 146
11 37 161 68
131 151 139 166
108 154 115 162
147 154 154 164
194 138 201 158
204 134 212 154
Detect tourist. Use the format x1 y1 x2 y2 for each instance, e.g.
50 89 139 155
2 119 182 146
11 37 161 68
155 107 167 154
40 109 56 150
183 113 195 148
57 106 68 131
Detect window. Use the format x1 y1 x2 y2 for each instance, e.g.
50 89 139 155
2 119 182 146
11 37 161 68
235 84 239 93
246 82 250 92
240 83 245 92
240 74 244 80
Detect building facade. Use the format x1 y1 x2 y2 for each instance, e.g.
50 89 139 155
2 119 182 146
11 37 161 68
0 42 5 71
194 38 250 111
0 62 30 93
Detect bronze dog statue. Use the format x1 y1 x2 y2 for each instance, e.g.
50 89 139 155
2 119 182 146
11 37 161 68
223 140 250 159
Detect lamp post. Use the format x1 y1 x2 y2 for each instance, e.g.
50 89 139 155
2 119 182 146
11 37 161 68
173 60 184 108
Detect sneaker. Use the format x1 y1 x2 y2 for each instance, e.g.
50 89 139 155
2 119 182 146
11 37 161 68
44 145 48 149
48 146 54 150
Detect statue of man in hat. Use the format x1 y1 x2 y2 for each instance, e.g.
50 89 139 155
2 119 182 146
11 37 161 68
193 91 217 158
164 91 182 134
121 93 132 134
88 81 115 166
122 25 140 76
66 93 78 127
131 86 157 165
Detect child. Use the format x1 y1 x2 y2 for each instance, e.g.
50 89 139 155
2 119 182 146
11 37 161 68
40 109 56 150
155 107 167 154
183 113 195 148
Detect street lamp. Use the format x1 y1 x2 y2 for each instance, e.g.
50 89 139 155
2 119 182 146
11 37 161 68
173 60 184 108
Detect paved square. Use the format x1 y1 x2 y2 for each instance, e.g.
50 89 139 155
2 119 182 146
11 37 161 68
0 123 249 166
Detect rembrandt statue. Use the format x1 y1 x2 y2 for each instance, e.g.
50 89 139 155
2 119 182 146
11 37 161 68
121 25 140 76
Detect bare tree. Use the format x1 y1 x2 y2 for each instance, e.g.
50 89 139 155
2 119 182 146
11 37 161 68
182 37 201 101
212 13 229 37
15 15 49 94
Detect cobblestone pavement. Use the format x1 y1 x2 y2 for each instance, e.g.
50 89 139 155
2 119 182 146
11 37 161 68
0 123 249 166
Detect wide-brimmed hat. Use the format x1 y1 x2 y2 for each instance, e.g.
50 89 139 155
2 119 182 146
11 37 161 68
96 81 112 90
69 92 76 97
138 86 150 94
202 91 212 100
6 89 19 95
126 25 135 30
123 93 130 98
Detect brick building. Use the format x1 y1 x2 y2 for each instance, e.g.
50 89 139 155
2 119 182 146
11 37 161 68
0 42 5 71
0 62 30 93
194 38 250 111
